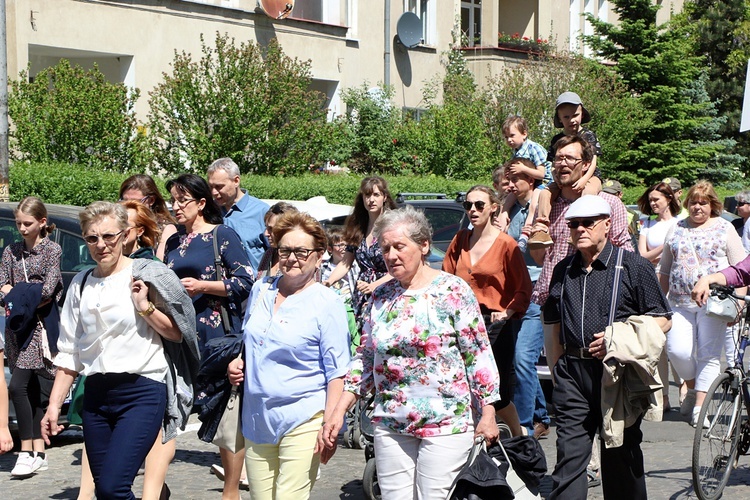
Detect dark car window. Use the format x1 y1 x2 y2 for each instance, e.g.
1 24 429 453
57 229 96 273
420 207 467 252
0 217 22 248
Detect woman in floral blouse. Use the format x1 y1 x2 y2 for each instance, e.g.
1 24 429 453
318 205 501 499
659 180 746 428
163 173 253 499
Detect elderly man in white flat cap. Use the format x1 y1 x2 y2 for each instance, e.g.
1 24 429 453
542 195 672 500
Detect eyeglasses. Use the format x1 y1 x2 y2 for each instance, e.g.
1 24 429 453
566 218 606 230
83 229 125 245
331 243 347 249
119 196 150 204
170 198 196 208
462 200 486 211
553 156 583 166
277 247 321 260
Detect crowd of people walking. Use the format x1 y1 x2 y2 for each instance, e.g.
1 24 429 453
0 90 749 500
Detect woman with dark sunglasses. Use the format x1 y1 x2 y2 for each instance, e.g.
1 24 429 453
443 185 532 437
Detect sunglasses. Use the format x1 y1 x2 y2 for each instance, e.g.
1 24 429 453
738 202 749 207
83 229 126 245
462 200 486 211
566 218 606 230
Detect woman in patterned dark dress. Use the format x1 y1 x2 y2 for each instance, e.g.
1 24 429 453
0 196 63 477
323 176 396 324
163 174 253 500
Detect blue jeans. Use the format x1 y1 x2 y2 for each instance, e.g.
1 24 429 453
83 373 166 500
513 302 550 434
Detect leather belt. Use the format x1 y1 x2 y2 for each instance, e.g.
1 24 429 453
565 346 595 359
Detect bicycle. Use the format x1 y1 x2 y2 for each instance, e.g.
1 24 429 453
692 284 750 500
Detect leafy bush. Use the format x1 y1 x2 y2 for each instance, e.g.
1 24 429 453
148 33 329 175
8 60 147 171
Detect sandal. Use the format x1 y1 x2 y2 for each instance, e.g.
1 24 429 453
587 468 601 488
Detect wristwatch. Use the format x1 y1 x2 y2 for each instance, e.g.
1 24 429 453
137 301 156 317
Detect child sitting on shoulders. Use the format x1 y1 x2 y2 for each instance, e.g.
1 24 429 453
528 91 603 248
496 115 552 251
321 228 360 355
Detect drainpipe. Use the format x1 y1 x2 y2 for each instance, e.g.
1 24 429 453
384 0 390 87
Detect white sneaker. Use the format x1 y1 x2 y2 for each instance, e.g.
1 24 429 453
681 390 697 416
11 451 45 477
691 407 709 429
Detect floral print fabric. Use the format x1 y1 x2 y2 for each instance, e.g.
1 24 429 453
665 218 737 307
344 272 500 438
164 225 253 352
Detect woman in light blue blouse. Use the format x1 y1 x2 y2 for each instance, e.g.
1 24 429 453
228 211 350 500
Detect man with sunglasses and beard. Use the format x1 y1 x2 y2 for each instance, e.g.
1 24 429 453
542 195 671 499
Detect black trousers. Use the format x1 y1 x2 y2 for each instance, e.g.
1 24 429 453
549 355 647 500
484 315 518 411
8 367 53 441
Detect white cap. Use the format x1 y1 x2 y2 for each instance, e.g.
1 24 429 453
565 195 611 220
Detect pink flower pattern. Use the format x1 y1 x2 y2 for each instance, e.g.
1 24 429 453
344 272 500 437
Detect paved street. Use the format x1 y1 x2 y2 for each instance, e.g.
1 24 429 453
2 382 750 499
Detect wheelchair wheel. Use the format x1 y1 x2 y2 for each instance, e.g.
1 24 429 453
362 458 381 500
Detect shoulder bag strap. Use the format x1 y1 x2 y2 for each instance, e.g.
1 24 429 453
212 225 232 336
608 247 625 327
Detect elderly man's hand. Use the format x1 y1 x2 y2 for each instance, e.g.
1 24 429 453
588 331 607 359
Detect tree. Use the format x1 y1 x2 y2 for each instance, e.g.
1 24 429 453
8 60 146 171
583 0 741 185
148 33 329 175
683 0 750 174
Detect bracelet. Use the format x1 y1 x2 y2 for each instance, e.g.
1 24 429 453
137 301 156 317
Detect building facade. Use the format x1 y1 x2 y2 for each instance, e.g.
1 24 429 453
5 0 683 119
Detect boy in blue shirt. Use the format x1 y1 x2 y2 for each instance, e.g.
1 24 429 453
497 115 552 251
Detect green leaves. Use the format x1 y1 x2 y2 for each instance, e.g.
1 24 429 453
147 33 329 176
8 60 146 172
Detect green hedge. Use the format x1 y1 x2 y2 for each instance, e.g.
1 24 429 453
9 162 489 206
8 161 741 209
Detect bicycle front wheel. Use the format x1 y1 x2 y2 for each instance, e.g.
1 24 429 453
692 372 743 500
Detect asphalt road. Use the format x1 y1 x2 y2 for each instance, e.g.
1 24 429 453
2 382 750 499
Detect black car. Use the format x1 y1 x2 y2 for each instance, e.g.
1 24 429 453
0 202 96 293
396 193 469 253
0 202 92 432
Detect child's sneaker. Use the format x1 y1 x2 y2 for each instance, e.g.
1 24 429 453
11 451 45 477
33 453 48 472
517 234 529 253
528 231 553 249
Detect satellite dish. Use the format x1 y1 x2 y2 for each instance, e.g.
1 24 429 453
396 12 423 49
259 0 295 20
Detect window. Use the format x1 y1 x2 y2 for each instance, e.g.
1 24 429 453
405 0 436 46
402 107 427 122
460 1 482 47
291 0 346 25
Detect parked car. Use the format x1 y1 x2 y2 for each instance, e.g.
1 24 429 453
0 202 93 432
395 192 469 253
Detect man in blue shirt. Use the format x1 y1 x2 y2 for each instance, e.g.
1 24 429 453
499 165 552 439
207 158 269 274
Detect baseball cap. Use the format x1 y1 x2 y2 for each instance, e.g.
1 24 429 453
662 177 681 192
565 195 611 220
601 179 622 195
554 92 592 128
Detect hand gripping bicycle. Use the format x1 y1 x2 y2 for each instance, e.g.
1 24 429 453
692 284 750 500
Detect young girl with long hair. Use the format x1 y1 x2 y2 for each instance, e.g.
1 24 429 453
0 196 63 476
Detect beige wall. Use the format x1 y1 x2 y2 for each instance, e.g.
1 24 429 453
6 0 455 118
5 0 685 121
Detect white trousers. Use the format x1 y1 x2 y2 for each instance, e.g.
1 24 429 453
667 304 727 392
373 425 474 500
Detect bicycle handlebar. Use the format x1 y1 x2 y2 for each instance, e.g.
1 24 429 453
710 283 750 302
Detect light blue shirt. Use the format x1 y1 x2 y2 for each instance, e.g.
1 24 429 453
507 199 542 282
513 138 553 186
223 191 269 273
241 277 351 445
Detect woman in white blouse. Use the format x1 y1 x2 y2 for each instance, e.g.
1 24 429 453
637 181 681 272
41 202 196 499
